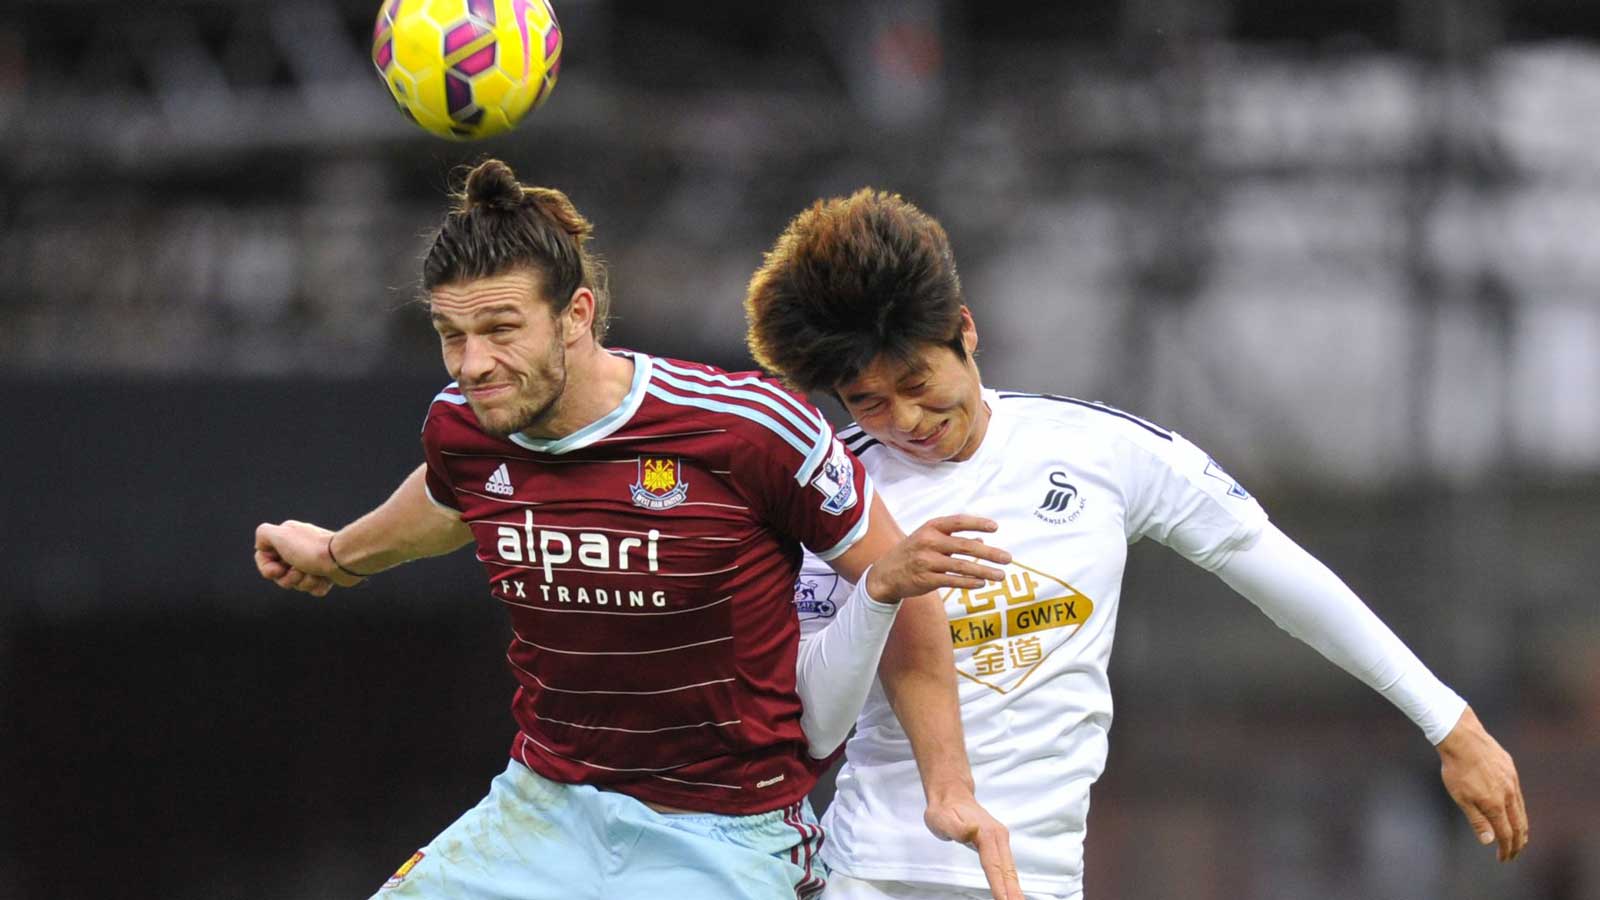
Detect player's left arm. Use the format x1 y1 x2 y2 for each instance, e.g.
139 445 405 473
1214 523 1529 862
824 497 1024 900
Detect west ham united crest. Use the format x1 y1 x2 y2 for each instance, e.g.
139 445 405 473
631 455 689 510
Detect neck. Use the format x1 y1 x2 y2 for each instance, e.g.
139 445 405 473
522 343 635 441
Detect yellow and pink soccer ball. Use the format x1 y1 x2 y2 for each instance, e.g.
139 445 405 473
372 0 562 140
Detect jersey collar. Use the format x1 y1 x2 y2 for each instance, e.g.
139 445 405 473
508 351 653 455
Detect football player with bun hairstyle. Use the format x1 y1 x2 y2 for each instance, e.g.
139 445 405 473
745 188 1529 900
254 161 1024 900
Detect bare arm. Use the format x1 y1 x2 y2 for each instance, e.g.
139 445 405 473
254 463 474 596
822 495 1023 900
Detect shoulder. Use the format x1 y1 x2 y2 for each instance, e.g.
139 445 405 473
992 390 1175 452
642 356 829 459
422 381 475 434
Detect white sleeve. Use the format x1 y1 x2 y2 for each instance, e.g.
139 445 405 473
1214 522 1468 744
1123 430 1268 571
793 569 901 759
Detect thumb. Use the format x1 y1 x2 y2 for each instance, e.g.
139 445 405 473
1463 807 1494 845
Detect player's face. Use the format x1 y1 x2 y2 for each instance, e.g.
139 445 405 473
836 309 987 464
430 269 568 438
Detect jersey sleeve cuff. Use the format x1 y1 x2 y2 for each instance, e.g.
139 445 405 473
810 479 875 562
424 481 462 516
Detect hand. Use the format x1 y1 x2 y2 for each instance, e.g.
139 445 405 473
254 520 363 597
1436 705 1528 862
924 792 1023 900
865 516 1012 603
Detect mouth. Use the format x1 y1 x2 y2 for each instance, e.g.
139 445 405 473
904 420 949 450
464 383 513 402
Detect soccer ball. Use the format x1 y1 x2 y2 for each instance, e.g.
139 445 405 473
371 0 562 140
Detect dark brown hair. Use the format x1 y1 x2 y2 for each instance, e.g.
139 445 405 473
744 188 964 392
424 159 611 340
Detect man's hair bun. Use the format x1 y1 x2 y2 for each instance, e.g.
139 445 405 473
463 158 525 212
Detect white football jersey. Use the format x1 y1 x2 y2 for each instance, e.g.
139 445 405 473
797 388 1268 897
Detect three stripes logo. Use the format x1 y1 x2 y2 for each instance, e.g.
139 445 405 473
485 463 515 497
1034 471 1085 525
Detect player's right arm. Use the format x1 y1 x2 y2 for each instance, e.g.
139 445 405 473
818 499 1024 900
254 463 474 597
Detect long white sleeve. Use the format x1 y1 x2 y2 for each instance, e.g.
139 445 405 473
1214 523 1467 744
794 572 902 758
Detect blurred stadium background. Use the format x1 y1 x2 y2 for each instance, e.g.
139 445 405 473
2 0 1597 897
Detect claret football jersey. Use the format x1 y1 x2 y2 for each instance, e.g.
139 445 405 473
797 388 1267 896
421 351 873 814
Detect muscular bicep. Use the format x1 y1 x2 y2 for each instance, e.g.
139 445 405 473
401 464 475 553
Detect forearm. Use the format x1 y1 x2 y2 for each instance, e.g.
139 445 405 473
1214 523 1466 743
332 464 474 574
795 572 902 758
878 592 976 803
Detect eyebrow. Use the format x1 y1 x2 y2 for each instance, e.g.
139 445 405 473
430 303 525 324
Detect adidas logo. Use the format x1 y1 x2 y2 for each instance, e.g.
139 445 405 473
485 463 515 497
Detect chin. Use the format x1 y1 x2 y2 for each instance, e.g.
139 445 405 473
470 406 516 437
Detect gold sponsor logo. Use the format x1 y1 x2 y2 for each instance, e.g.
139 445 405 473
946 562 1094 694
949 612 1003 649
1007 595 1087 635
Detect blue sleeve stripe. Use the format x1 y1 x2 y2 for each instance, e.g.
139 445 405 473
650 367 824 449
644 383 820 483
652 359 827 438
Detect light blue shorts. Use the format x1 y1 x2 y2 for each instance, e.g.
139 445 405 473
373 759 827 899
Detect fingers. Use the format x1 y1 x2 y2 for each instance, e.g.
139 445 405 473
254 522 278 551
927 802 1020 900
255 549 288 581
1486 803 1516 862
259 552 335 597
960 813 1024 896
926 515 999 535
974 824 1023 900
1462 796 1523 862
1496 774 1529 861
911 530 1013 586
1509 777 1530 860
929 534 1014 568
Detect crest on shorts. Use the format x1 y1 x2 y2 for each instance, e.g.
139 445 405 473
383 850 425 889
631 455 689 510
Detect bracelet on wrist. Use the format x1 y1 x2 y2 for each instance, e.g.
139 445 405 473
327 534 374 580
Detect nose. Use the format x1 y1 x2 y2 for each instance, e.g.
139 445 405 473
459 334 496 383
